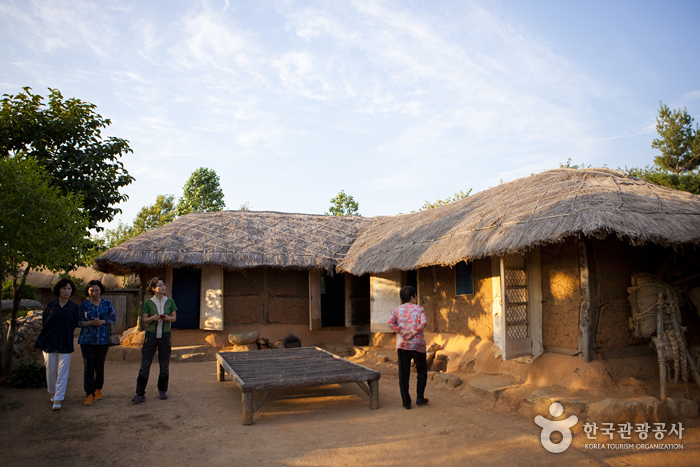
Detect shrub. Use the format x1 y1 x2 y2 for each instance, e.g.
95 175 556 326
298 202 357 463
1 281 37 300
8 359 46 388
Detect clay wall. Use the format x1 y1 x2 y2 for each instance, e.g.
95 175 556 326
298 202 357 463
224 268 264 324
540 239 581 350
268 269 308 324
417 258 493 339
593 238 668 349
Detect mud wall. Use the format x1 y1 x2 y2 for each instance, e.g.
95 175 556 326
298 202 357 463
268 269 308 324
418 258 493 339
224 268 264 324
541 239 581 350
593 238 669 349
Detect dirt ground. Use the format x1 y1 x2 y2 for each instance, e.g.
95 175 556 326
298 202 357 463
1 349 698 467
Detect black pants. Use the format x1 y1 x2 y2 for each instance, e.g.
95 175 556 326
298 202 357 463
80 344 109 396
397 349 427 407
135 337 171 396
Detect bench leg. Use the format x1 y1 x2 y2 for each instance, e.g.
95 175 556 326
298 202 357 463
217 360 226 382
242 392 254 425
369 379 380 410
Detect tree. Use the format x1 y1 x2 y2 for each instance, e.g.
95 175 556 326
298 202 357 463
620 103 700 195
421 189 472 210
652 103 700 176
103 194 177 250
325 190 360 216
0 156 90 376
0 87 134 231
176 168 225 216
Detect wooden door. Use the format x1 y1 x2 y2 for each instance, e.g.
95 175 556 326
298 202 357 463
370 272 401 332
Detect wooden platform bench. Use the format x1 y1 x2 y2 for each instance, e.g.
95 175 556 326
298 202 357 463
216 346 381 425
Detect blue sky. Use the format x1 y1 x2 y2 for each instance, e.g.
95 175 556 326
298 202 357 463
2 0 699 230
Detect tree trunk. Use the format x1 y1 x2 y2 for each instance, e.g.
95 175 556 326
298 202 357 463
1 266 31 377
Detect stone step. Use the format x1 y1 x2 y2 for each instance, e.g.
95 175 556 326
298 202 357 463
468 375 522 401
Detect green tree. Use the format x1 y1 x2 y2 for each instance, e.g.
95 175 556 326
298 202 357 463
0 87 134 231
325 190 360 216
0 156 90 376
652 103 700 176
176 168 225 216
620 103 700 195
421 189 472 210
103 194 177 250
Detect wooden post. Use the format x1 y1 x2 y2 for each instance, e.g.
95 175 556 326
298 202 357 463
242 392 254 425
217 360 226 382
263 268 269 325
657 293 666 403
369 379 380 409
578 240 600 362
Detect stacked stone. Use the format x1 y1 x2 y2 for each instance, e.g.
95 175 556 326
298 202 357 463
11 310 44 361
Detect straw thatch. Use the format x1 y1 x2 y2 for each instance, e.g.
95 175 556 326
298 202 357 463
337 168 700 275
94 210 372 275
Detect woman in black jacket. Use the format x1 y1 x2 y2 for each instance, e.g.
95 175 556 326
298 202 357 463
34 278 80 411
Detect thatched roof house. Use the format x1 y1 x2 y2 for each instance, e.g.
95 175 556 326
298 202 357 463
96 210 372 276
337 168 700 275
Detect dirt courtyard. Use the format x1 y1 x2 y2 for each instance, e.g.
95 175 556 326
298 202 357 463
1 349 698 467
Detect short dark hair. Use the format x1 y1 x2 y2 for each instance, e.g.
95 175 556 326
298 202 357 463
148 277 166 295
85 280 105 296
53 278 76 297
400 285 416 304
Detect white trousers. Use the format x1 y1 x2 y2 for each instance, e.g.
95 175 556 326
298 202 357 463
43 352 72 402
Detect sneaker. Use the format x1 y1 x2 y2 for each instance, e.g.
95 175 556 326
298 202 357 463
94 389 103 400
84 394 95 406
131 394 146 403
403 404 411 410
52 401 61 411
416 398 429 406
159 391 168 400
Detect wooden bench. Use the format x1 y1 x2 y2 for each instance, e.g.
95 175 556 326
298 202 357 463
216 346 381 425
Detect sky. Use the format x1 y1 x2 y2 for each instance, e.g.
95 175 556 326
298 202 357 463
2 0 699 231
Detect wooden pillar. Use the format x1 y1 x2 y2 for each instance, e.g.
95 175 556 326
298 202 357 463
369 379 380 409
242 392 254 425
578 239 600 362
344 274 352 328
309 269 322 331
263 268 269 325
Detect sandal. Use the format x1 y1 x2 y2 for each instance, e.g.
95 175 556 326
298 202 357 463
52 401 61 411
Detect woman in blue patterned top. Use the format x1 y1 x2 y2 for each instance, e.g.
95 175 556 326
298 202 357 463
78 280 116 406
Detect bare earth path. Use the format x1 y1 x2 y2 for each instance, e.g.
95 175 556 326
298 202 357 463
1 351 697 466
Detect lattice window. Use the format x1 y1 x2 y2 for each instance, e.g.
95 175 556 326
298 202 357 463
504 254 528 340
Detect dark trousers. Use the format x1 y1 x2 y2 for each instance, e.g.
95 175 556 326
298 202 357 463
80 344 109 396
136 337 171 396
397 349 427 407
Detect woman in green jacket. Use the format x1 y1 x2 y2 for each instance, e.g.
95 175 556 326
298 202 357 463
131 277 177 403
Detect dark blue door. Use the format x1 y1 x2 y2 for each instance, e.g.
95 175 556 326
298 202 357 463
171 267 200 329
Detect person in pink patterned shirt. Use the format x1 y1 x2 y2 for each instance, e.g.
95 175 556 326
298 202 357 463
387 285 429 409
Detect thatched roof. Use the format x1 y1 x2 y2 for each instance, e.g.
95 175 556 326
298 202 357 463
26 267 139 289
94 211 372 275
337 168 700 275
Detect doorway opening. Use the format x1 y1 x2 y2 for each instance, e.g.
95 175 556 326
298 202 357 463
171 267 201 329
321 272 345 327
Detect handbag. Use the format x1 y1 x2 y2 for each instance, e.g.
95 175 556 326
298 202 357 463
108 324 121 346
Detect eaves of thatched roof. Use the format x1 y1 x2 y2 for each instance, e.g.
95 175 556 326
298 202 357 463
95 211 373 275
337 168 700 275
